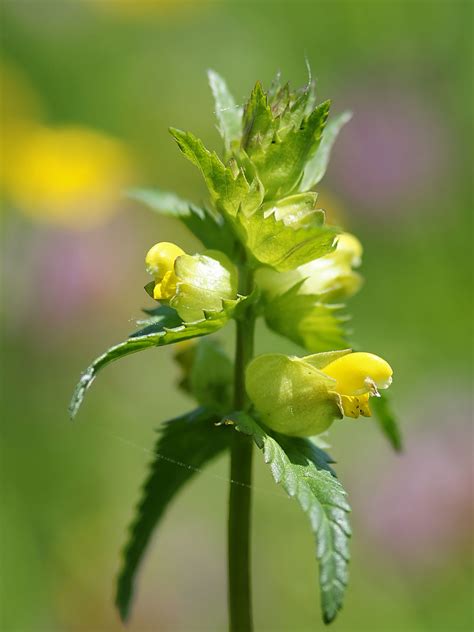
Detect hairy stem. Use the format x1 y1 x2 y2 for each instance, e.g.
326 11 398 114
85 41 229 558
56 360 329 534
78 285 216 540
228 265 255 632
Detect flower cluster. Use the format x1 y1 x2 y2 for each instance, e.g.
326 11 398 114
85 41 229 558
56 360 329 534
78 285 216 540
140 73 393 436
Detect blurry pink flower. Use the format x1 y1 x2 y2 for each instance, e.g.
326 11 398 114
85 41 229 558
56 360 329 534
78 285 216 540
356 399 472 568
331 83 451 217
3 214 141 335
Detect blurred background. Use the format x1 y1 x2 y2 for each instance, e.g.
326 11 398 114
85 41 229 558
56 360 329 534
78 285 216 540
1 1 472 630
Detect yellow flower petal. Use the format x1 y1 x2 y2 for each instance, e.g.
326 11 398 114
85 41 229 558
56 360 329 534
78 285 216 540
323 351 393 397
339 393 371 418
145 242 185 279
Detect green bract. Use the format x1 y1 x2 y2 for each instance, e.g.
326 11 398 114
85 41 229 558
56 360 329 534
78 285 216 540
170 250 238 322
169 74 341 272
69 68 401 629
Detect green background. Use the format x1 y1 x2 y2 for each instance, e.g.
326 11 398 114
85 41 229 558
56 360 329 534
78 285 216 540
1 1 472 630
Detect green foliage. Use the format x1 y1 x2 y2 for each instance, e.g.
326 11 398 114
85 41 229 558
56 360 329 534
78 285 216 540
128 187 237 255
169 128 263 217
240 195 339 271
208 69 242 154
300 111 352 191
116 408 231 621
230 411 351 624
69 299 245 419
242 82 331 200
264 281 349 351
177 339 234 413
370 393 403 452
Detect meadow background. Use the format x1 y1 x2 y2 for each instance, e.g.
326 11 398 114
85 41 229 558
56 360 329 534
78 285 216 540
1 1 472 630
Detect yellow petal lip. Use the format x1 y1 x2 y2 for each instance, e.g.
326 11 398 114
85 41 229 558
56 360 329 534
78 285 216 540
145 242 185 279
323 351 393 397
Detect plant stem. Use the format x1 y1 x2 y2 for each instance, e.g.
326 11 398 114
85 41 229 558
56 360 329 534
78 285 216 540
228 264 255 632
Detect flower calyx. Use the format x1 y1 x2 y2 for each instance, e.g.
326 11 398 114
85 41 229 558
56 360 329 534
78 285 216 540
145 241 238 322
245 349 393 437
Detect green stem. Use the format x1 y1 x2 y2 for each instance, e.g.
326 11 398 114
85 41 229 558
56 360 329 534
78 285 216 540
228 264 255 632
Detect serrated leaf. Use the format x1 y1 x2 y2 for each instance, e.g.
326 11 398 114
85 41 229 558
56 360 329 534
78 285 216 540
208 69 242 152
242 80 277 154
240 195 339 271
169 128 262 217
69 298 245 419
245 99 331 200
128 187 236 254
116 408 231 621
264 281 349 352
370 393 403 452
230 411 351 624
300 111 352 191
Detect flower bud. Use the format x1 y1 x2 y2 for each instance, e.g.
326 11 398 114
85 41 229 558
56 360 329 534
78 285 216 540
145 242 238 322
245 349 393 437
257 232 363 302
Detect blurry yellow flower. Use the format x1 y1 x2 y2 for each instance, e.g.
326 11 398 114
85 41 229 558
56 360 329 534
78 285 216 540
2 125 133 228
258 232 363 302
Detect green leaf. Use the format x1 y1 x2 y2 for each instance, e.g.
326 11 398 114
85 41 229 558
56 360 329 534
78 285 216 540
242 80 277 154
116 408 231 621
300 111 352 191
240 194 339 271
230 412 351 624
208 69 242 152
264 281 350 351
169 128 262 217
128 187 236 254
69 299 244 419
128 186 192 217
370 393 403 452
244 97 331 200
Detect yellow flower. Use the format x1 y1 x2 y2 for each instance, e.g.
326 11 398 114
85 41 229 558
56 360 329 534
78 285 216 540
2 124 132 228
257 232 363 302
145 242 185 300
145 242 238 322
245 349 393 436
323 351 393 418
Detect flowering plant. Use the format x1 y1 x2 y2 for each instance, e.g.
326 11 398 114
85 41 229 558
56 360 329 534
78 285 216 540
70 70 401 629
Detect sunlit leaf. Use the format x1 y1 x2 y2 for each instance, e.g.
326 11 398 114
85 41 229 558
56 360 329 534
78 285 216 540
169 128 263 217
300 111 352 191
264 281 350 351
230 411 351 624
69 298 245 419
240 194 339 271
128 187 236 254
208 69 242 152
242 85 331 199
